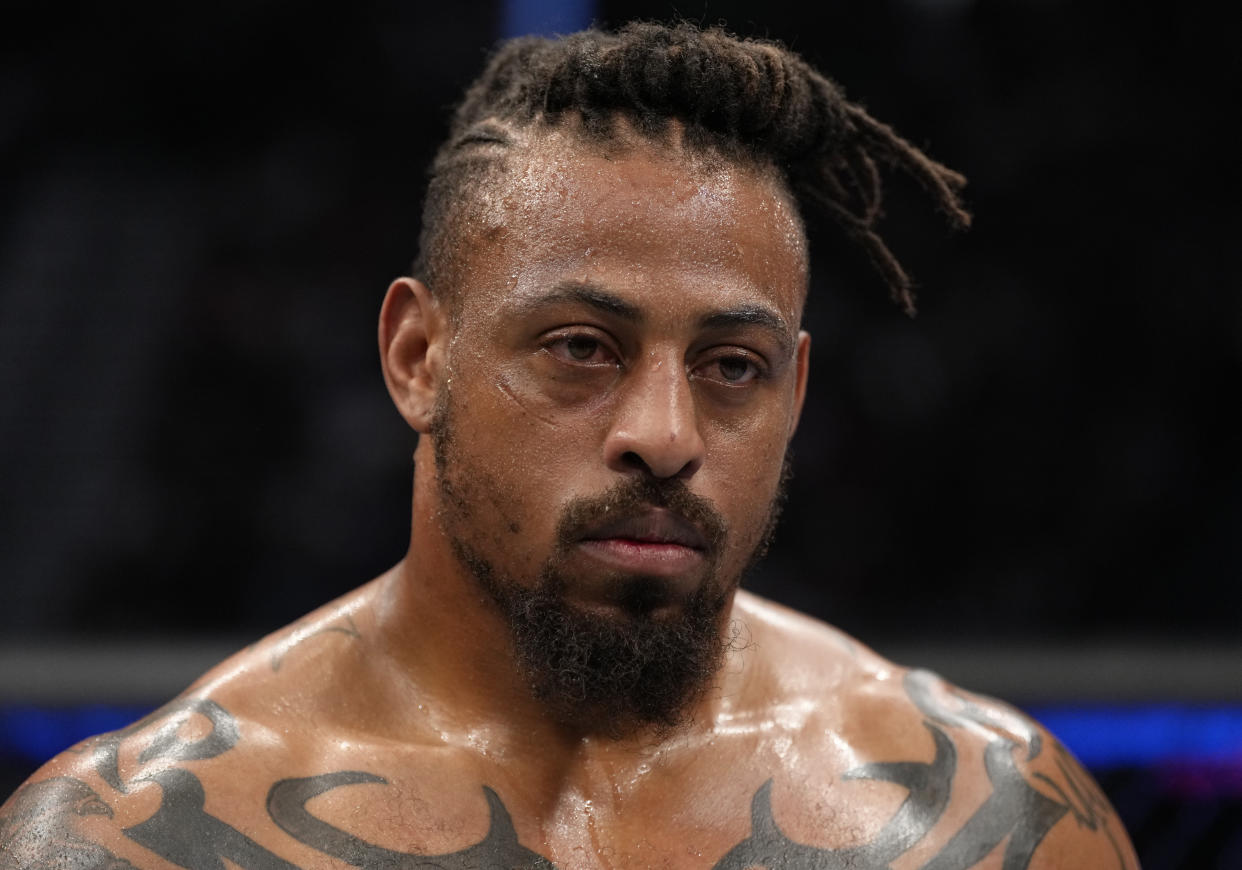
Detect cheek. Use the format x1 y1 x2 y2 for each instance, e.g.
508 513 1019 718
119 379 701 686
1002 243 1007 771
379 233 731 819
495 350 621 424
483 363 609 476
491 363 601 434
702 418 790 540
705 395 791 473
438 366 592 551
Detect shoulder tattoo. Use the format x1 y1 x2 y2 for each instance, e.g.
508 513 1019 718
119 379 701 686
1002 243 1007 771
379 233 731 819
2 675 1132 868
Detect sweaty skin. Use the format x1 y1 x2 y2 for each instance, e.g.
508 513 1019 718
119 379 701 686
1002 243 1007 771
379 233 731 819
2 128 1139 869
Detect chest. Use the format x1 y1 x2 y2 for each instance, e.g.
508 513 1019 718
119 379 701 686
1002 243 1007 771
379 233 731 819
100 702 964 870
228 757 909 869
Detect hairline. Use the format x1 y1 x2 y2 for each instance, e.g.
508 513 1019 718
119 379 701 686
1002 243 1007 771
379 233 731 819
421 113 810 320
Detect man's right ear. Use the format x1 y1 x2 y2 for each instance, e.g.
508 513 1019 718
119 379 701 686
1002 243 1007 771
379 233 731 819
379 277 446 434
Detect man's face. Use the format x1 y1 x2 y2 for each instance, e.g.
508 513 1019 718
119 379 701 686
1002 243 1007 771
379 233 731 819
427 127 810 730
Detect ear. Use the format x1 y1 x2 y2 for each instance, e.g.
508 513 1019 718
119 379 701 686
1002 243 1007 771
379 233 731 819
379 277 447 433
787 330 812 439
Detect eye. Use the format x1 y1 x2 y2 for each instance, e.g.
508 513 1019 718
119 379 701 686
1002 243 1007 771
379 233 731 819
566 335 601 361
698 352 762 385
543 331 618 366
717 356 756 383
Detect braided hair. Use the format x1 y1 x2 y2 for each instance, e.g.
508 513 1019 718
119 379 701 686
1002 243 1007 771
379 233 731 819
414 22 970 315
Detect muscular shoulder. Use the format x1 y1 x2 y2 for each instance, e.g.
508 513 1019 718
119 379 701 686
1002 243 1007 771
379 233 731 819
183 580 378 726
731 592 1141 869
1 697 261 869
0 581 399 869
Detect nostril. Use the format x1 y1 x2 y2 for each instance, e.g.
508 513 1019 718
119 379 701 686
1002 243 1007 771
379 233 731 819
621 450 650 473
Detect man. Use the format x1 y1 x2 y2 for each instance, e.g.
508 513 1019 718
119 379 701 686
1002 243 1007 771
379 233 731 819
1 23 1138 869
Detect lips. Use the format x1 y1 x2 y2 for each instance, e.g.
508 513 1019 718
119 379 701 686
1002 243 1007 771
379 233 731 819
569 507 711 586
578 507 709 551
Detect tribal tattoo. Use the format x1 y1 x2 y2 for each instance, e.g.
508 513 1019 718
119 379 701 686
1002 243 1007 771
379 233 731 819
267 772 555 869
269 615 362 672
0 776 139 869
0 670 1130 869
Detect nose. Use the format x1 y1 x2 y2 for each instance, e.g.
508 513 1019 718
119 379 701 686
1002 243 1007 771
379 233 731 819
603 353 706 480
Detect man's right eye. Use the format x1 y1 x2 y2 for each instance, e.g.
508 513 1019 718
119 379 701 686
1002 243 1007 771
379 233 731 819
566 336 600 360
544 332 616 366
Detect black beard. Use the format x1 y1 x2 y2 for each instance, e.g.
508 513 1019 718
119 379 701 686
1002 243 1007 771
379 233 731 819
451 539 732 737
430 395 789 737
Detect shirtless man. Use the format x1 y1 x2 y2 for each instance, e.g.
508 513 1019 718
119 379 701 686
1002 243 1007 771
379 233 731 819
1 23 1138 870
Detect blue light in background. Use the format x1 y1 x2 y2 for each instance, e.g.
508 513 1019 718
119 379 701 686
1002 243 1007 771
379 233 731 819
1 705 152 764
3 703 1241 773
503 0 596 39
1028 705 1242 767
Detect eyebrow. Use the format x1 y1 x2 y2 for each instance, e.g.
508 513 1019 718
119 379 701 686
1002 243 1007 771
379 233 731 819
699 306 794 357
514 281 644 323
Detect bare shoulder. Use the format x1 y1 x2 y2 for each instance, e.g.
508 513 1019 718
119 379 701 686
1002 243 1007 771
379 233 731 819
183 575 380 719
0 696 254 869
0 746 143 868
732 591 1142 869
0 579 389 869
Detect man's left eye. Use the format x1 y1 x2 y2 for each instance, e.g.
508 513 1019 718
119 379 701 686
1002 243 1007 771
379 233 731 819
706 355 760 384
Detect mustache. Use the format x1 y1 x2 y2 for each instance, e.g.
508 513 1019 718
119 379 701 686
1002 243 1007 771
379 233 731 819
553 477 727 556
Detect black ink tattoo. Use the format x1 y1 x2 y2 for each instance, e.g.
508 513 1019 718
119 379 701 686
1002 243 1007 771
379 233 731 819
0 777 139 869
90 698 239 793
20 698 297 870
267 771 556 869
7 670 1130 870
139 699 240 765
125 767 299 870
271 614 362 671
917 738 1068 870
1032 742 1133 868
905 669 1130 870
715 723 956 869
91 707 168 794
91 700 302 869
713 671 1129 869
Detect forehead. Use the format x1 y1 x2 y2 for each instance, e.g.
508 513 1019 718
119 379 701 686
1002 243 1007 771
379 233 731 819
456 124 809 325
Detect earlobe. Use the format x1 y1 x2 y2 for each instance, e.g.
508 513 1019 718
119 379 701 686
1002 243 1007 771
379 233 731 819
379 277 445 433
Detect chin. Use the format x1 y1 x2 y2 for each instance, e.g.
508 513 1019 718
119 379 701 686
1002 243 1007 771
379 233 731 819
572 574 703 619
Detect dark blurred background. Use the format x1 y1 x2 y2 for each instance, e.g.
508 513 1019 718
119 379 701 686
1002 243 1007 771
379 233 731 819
2 0 1239 866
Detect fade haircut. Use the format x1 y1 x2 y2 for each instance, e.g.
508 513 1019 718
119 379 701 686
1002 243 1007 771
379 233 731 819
413 21 970 316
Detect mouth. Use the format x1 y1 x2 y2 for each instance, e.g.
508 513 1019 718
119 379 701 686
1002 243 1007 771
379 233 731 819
581 507 708 549
574 508 709 579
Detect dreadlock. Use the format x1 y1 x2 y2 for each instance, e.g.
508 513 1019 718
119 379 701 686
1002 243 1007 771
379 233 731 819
414 22 970 316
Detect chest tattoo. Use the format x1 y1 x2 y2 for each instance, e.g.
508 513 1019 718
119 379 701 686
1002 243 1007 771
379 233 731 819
267 771 554 869
1 673 1132 869
715 721 956 869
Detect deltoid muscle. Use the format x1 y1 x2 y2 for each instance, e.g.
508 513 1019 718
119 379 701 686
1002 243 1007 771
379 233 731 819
713 670 1086 870
0 777 139 870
